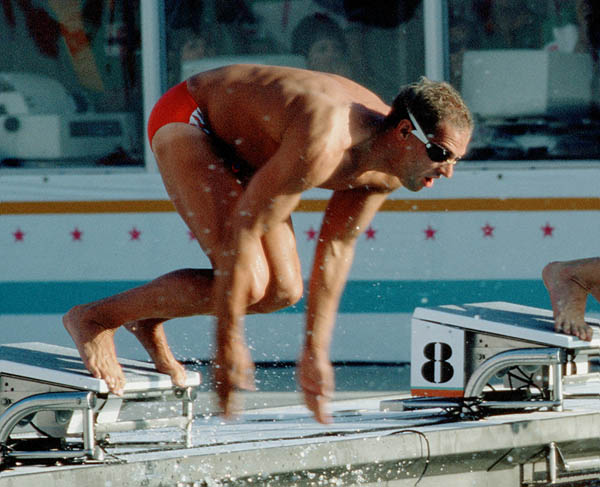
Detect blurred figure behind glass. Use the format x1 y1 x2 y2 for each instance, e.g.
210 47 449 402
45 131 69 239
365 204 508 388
291 13 351 77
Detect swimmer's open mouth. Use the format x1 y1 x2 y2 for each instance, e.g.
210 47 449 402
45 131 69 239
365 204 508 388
424 177 434 188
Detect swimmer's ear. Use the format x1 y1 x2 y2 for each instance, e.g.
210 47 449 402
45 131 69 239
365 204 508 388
395 119 412 140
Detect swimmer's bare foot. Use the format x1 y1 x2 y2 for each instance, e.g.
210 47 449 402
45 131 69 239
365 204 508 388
124 319 189 388
542 261 593 341
63 305 126 394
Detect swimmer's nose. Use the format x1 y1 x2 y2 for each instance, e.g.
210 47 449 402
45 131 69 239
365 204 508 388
439 163 454 178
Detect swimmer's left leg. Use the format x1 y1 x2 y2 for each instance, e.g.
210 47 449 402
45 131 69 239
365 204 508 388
542 260 594 341
124 319 188 387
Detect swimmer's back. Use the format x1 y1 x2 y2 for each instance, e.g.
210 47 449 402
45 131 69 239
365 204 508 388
186 64 388 144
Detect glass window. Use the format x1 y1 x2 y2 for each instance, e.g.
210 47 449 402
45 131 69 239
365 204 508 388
164 0 425 105
449 0 600 162
0 0 143 169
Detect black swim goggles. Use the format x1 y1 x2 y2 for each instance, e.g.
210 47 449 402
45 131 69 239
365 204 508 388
407 109 459 164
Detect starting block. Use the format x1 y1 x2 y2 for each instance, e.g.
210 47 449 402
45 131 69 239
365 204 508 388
0 342 201 467
382 302 600 413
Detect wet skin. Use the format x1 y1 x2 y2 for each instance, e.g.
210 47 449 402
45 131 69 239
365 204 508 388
64 64 472 423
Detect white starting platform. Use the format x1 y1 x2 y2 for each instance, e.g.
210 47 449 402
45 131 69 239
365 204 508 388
3 303 600 486
0 342 200 468
382 301 600 414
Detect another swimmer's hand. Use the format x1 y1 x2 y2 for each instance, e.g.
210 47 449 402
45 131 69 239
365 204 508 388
214 337 256 419
298 347 334 424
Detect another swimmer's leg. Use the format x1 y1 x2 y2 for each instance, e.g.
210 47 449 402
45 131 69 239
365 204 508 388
542 260 593 341
124 319 189 387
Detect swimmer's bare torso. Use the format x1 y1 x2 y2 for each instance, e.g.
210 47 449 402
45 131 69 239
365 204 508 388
186 64 402 193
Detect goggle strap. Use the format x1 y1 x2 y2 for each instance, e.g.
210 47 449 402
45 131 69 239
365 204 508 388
407 109 430 145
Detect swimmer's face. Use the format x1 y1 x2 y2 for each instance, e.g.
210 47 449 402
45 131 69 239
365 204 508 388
398 120 471 192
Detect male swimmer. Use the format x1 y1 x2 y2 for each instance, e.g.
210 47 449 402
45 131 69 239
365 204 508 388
64 64 473 423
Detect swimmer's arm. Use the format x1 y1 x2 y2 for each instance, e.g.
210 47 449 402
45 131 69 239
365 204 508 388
213 134 325 414
300 188 390 422
215 158 310 334
213 181 302 416
215 119 343 336
304 187 389 354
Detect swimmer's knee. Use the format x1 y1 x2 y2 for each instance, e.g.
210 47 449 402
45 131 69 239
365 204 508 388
62 304 82 325
279 278 304 307
246 281 269 309
542 262 554 280
254 278 304 313
542 261 564 280
63 303 95 328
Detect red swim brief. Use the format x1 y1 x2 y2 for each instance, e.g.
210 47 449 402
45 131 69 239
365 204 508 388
147 81 208 144
147 81 256 183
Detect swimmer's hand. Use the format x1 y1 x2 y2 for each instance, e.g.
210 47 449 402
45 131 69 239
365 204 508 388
214 337 256 419
298 347 334 424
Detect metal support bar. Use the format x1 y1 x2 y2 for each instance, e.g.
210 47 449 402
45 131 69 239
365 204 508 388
547 442 600 482
95 416 190 434
479 400 561 409
114 388 197 402
385 347 568 413
183 389 194 448
464 348 564 401
552 360 564 411
0 391 97 465
0 386 196 466
548 441 558 484
95 387 195 447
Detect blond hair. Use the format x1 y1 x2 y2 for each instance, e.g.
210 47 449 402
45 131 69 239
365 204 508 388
383 77 473 135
